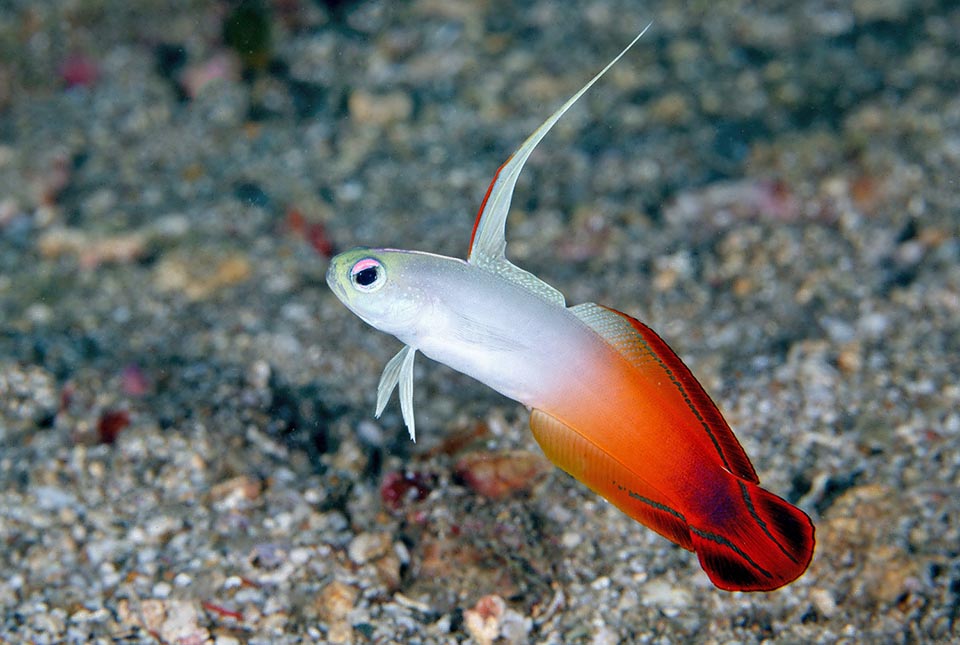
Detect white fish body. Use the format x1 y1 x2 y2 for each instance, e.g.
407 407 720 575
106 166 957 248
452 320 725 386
327 25 653 438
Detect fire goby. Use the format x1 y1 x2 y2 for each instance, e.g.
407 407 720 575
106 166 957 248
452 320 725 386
326 25 815 591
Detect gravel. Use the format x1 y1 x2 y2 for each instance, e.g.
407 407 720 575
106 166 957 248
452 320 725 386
1 0 958 642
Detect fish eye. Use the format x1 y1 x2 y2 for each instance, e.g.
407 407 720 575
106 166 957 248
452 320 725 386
350 258 385 292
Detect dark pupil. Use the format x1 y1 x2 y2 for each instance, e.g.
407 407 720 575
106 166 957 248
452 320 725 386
354 266 379 286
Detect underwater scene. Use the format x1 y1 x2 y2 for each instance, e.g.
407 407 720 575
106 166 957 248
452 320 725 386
1 0 958 642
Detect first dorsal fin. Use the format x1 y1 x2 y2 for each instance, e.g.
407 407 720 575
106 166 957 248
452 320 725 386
466 24 653 307
569 302 760 482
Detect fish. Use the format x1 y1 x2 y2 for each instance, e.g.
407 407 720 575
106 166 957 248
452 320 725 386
326 24 815 592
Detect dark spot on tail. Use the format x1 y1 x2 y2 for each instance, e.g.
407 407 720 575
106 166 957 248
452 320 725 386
691 481 815 591
697 547 772 591
740 481 799 564
691 526 774 583
751 484 813 560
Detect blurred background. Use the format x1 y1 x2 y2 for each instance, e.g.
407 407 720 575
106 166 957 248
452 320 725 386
1 0 958 642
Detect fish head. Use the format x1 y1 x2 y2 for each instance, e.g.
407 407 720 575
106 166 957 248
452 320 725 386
326 247 434 338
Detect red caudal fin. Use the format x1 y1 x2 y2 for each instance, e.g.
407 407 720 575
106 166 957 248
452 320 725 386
689 479 815 592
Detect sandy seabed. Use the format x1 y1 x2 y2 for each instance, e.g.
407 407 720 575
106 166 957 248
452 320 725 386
1 0 958 642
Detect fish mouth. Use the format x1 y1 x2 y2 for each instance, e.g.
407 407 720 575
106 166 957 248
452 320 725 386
325 255 348 301
326 247 376 301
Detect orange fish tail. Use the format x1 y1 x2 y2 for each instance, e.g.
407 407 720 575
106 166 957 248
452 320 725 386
690 478 814 592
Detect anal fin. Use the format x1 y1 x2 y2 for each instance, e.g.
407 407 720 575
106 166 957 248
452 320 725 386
529 409 692 550
531 410 815 591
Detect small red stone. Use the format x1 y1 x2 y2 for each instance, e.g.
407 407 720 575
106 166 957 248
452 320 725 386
286 207 335 258
97 409 130 445
454 450 550 499
305 221 334 258
60 54 99 88
121 364 151 397
380 471 433 511
202 601 243 621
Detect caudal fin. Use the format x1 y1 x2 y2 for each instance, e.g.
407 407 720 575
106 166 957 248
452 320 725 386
690 480 815 592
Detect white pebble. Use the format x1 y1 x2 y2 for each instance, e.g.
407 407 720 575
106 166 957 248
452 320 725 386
152 581 172 598
561 531 583 548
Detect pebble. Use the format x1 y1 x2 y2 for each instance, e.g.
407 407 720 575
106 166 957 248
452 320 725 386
31 485 77 511
561 531 582 549
153 251 253 300
118 599 210 644
1 1 957 643
852 0 910 21
810 588 838 618
454 450 550 499
639 580 692 618
463 594 506 645
215 635 242 645
317 581 357 644
348 89 414 126
152 581 172 598
210 475 263 510
347 532 392 565
37 227 148 269
649 91 692 125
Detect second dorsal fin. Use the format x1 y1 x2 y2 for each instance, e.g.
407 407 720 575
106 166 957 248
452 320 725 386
569 302 760 483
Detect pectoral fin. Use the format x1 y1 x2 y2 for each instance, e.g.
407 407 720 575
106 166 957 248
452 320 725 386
376 345 418 442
